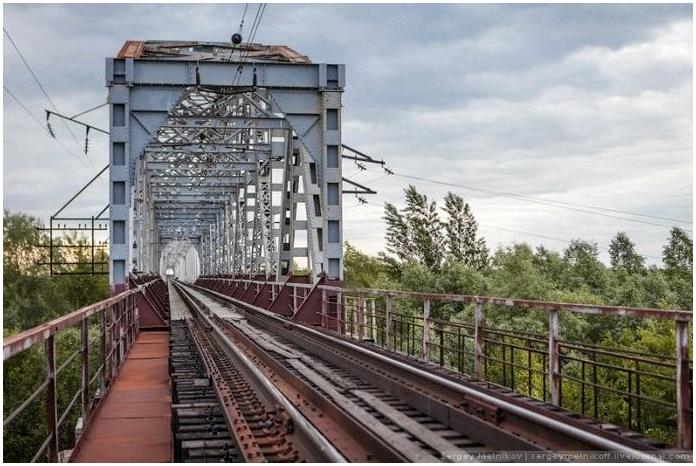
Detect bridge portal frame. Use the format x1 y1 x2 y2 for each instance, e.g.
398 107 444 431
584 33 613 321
106 55 345 292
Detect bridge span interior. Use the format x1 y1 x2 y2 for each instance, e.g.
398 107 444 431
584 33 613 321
108 40 345 291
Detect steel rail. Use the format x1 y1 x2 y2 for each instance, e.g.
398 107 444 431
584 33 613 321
173 282 347 463
191 282 666 463
176 283 420 461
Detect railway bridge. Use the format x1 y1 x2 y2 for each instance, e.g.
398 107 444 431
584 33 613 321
3 40 693 463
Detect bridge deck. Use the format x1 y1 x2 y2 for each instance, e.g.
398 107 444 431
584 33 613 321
71 331 171 463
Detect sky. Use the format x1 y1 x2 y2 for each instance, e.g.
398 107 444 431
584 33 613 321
2 3 693 265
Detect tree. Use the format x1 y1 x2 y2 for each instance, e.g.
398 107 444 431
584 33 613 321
662 227 693 310
442 193 488 269
343 242 388 288
663 227 693 274
562 239 607 293
609 232 645 274
383 186 445 270
383 202 411 262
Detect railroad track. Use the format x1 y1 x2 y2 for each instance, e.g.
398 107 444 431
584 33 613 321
169 290 344 462
170 320 236 462
172 280 668 463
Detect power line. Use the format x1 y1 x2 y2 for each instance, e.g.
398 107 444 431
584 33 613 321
232 3 267 87
477 223 663 261
3 85 91 169
3 27 85 153
393 172 691 231
345 198 663 261
226 3 249 62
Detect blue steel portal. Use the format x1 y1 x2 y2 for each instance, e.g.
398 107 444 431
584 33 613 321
106 41 345 291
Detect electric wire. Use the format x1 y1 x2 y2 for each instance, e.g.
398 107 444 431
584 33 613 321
4 27 84 151
227 3 249 62
392 172 691 231
231 3 267 87
345 198 663 261
3 86 91 169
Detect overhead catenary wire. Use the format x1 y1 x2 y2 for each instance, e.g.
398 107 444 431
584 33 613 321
345 198 664 262
3 85 91 169
392 172 691 231
226 3 249 62
339 152 687 229
231 3 267 87
4 27 84 152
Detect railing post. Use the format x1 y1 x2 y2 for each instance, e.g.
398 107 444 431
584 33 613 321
385 294 393 350
45 335 58 462
336 291 343 333
422 298 431 361
321 289 327 329
292 285 298 314
676 319 692 450
81 318 90 419
474 302 484 379
549 309 561 406
100 308 107 392
357 293 365 341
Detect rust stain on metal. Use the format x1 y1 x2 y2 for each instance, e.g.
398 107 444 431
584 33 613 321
117 40 144 59
70 331 171 463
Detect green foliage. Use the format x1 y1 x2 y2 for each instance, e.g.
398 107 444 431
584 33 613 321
3 210 109 461
442 193 488 269
357 201 692 445
383 186 488 271
609 231 645 274
3 210 109 332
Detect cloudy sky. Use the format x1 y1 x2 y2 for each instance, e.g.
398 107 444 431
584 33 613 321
3 3 693 264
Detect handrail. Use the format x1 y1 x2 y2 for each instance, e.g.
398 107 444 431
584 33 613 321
3 287 143 360
318 285 692 321
3 277 166 463
200 276 692 321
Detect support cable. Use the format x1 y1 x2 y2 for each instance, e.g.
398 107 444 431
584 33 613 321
4 27 83 149
3 85 90 169
346 198 663 261
339 144 691 227
393 172 691 230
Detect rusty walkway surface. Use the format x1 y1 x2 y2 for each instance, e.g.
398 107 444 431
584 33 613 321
71 331 171 462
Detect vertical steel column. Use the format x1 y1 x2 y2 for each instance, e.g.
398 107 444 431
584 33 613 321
45 335 58 462
422 298 431 361
676 319 692 449
336 291 343 333
474 302 485 379
385 294 393 350
356 293 365 341
80 318 90 418
100 308 107 392
549 309 561 406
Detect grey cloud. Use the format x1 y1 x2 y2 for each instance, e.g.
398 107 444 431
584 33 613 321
3 3 692 265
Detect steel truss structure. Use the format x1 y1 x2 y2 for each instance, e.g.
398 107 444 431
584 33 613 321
107 41 345 291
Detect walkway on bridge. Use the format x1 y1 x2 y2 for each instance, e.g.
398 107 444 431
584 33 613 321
71 331 171 462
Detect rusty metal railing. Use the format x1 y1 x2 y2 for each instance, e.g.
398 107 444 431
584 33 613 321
195 276 692 450
321 287 693 449
3 276 166 462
